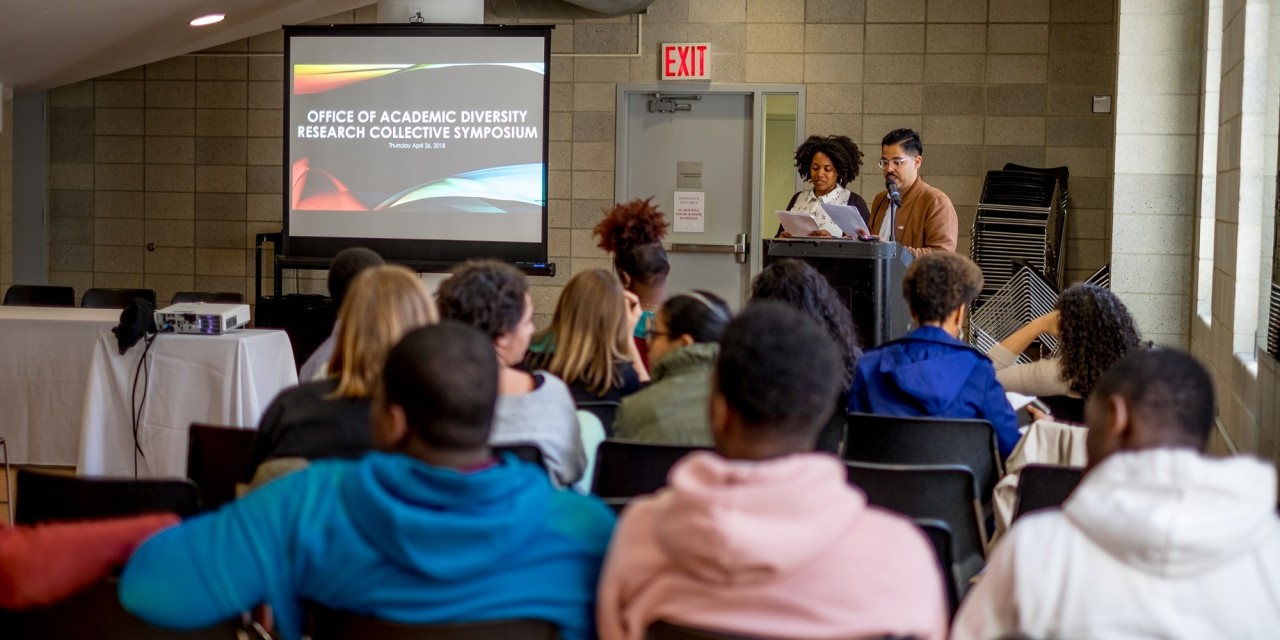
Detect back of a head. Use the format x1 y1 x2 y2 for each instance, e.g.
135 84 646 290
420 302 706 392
1057 284 1148 396
435 259 528 340
750 259 861 383
330 265 437 399
881 128 923 156
540 268 631 395
716 302 843 444
593 198 671 288
328 247 385 306
902 252 983 323
663 290 732 343
381 322 498 450
1091 348 1214 450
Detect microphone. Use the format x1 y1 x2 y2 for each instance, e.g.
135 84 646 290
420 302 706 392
886 179 902 206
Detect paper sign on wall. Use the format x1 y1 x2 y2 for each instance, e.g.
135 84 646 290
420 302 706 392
673 191 705 233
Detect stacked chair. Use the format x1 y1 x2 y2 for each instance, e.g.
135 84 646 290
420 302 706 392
969 164 1069 312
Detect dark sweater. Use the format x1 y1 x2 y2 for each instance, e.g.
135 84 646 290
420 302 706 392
244 379 372 481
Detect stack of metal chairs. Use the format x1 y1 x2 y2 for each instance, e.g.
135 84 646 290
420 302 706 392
969 261 1109 364
970 164 1069 312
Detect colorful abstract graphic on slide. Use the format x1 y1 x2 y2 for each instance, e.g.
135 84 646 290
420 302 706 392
288 35 546 245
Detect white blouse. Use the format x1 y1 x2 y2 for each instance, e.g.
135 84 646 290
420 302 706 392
987 343 1078 398
789 187 850 237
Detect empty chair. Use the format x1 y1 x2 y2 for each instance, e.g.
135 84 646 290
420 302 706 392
0 579 247 639
15 469 201 525
187 424 257 511
308 604 557 640
591 440 708 499
1013 464 1084 522
81 287 156 309
576 400 620 435
914 519 960 619
1037 395 1086 424
170 291 246 305
3 284 75 307
843 461 986 592
844 413 1002 500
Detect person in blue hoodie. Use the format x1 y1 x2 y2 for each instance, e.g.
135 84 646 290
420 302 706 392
849 252 1020 458
119 321 616 640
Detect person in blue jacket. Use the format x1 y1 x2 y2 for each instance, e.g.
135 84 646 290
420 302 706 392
119 322 616 640
849 252 1021 458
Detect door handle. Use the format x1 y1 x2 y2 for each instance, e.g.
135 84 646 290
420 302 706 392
669 233 750 264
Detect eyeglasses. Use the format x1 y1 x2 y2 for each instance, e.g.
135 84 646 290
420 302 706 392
644 328 669 342
877 157 914 169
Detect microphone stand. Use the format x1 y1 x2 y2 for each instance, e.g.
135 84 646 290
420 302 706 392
886 182 902 257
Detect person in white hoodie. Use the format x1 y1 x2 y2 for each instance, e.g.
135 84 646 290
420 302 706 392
597 302 948 640
953 348 1280 639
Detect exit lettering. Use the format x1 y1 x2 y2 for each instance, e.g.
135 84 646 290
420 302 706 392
661 43 711 80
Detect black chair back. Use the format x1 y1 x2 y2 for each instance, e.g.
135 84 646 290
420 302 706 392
914 518 960 619
844 413 1002 499
308 605 558 640
493 443 548 470
0 579 243 639
170 291 246 305
575 400 620 435
81 287 157 309
1013 464 1084 522
844 461 986 591
591 440 707 499
15 469 201 525
648 620 916 640
1037 395 1085 424
3 284 75 307
187 423 256 511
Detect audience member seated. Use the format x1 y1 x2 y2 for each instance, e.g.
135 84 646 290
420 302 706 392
298 247 385 382
989 283 1148 403
850 252 1020 458
436 259 584 486
749 259 862 453
597 303 947 640
613 290 732 446
525 268 649 404
119 323 616 640
244 265 436 483
594 198 671 368
0 514 177 610
953 349 1280 639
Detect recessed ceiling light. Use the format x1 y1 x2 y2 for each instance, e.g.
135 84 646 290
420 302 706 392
190 13 226 27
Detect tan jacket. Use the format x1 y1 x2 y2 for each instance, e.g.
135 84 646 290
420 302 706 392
869 177 959 257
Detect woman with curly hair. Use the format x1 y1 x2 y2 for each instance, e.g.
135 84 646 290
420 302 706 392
750 259 862 453
990 284 1148 400
594 198 671 365
778 134 871 238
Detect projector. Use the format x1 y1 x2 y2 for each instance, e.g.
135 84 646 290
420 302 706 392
155 303 250 335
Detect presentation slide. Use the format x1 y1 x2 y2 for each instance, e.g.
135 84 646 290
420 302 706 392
284 25 550 265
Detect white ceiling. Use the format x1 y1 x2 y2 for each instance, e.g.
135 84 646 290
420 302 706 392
0 0 372 93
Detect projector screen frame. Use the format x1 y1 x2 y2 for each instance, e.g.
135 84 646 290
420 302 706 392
281 23 553 272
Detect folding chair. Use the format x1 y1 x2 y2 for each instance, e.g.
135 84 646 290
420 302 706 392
844 413 1003 500
1013 464 1084 522
81 287 157 309
15 469 201 525
187 423 257 511
575 411 608 494
648 620 916 640
0 578 247 639
844 461 986 594
308 604 557 640
590 440 708 500
493 443 548 470
576 400 620 436
3 284 75 307
915 518 961 619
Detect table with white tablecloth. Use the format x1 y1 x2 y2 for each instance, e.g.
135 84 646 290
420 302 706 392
0 306 122 465
77 329 297 479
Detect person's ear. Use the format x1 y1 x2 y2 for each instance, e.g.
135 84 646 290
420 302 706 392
709 389 729 438
675 333 695 348
373 402 410 451
492 333 514 365
619 271 632 288
913 155 922 170
1107 393 1131 443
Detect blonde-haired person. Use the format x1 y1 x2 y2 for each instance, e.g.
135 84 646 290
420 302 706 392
525 269 649 405
244 265 437 483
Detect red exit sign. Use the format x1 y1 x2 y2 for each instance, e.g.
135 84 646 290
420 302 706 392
662 42 711 80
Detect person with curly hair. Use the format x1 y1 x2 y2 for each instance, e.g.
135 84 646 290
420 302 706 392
850 253 1020 458
778 134 871 238
594 198 671 365
749 259 862 454
989 284 1148 401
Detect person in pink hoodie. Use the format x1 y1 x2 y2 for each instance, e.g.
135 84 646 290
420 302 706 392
597 302 948 640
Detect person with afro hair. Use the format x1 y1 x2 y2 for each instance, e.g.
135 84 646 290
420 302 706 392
594 198 671 366
777 134 871 238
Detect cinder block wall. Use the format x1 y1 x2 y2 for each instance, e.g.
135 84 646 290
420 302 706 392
43 0 1118 324
1 92 12 293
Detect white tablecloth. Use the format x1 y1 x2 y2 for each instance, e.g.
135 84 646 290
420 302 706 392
77 329 297 479
0 306 122 465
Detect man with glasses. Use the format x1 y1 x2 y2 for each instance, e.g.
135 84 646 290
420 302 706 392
868 129 958 257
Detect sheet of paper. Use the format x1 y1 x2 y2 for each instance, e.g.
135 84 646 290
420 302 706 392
674 191 705 233
776 210 822 236
1006 391 1036 411
820 203 871 237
